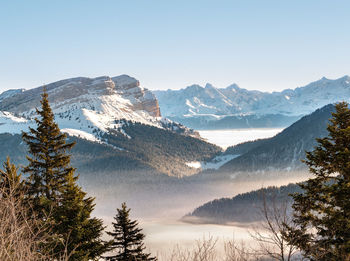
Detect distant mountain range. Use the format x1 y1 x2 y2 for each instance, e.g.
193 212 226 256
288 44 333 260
0 75 220 179
154 76 350 129
0 74 344 182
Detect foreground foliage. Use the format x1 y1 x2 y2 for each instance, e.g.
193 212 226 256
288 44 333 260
0 158 46 261
22 90 110 260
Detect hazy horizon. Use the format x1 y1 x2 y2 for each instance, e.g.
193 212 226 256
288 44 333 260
0 73 349 94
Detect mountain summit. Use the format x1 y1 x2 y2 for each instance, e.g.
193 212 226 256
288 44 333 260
0 75 165 138
0 75 219 178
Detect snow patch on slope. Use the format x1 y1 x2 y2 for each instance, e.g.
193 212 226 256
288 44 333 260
0 112 35 134
201 154 240 170
61 128 99 142
186 161 202 169
186 154 240 170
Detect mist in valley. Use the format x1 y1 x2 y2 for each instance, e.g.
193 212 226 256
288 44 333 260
79 128 311 258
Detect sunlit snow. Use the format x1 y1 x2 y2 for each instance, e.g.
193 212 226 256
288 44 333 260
199 128 284 149
185 161 202 169
61 128 99 142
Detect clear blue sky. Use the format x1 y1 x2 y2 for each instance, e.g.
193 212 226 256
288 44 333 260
1 0 349 92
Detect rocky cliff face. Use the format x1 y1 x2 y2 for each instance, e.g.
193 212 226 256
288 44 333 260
0 74 200 142
0 75 161 117
112 75 161 117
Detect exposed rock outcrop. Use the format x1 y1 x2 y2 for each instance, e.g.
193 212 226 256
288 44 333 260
0 75 161 118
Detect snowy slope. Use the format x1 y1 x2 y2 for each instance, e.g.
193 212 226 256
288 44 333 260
154 75 350 121
0 89 24 102
0 75 196 142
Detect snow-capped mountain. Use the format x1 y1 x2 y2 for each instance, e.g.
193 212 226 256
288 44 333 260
0 75 198 140
154 76 350 129
0 75 219 178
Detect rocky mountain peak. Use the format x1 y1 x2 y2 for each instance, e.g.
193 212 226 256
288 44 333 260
154 75 350 124
0 75 161 118
112 74 140 89
0 75 169 144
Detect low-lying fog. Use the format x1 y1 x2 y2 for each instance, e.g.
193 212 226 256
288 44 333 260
198 128 284 149
83 128 309 259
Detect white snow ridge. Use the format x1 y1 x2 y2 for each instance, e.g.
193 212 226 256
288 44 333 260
0 75 191 143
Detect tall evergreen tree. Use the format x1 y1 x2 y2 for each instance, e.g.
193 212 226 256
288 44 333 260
284 102 350 260
107 202 156 261
22 89 110 260
22 89 75 215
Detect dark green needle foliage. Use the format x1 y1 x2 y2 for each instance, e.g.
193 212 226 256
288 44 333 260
22 89 75 216
107 202 156 261
284 102 350 260
22 88 109 260
52 171 111 260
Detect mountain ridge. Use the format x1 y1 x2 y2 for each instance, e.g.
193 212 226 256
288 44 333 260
0 75 220 178
154 75 350 129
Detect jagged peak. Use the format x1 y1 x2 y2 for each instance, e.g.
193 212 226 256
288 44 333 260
314 75 350 84
184 84 204 92
225 83 240 91
340 75 350 82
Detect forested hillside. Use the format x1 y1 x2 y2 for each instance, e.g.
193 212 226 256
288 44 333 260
0 120 220 179
220 104 335 173
184 183 302 224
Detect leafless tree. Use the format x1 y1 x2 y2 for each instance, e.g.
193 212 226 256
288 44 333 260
192 236 218 261
164 236 218 261
248 192 298 261
223 239 256 261
0 182 48 260
160 236 260 261
0 158 77 261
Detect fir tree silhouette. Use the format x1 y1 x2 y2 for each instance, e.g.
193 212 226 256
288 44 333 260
107 202 156 261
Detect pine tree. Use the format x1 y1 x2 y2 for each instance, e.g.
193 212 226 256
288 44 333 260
22 89 75 216
107 202 156 261
284 102 350 260
0 157 23 197
22 88 110 259
52 171 111 260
